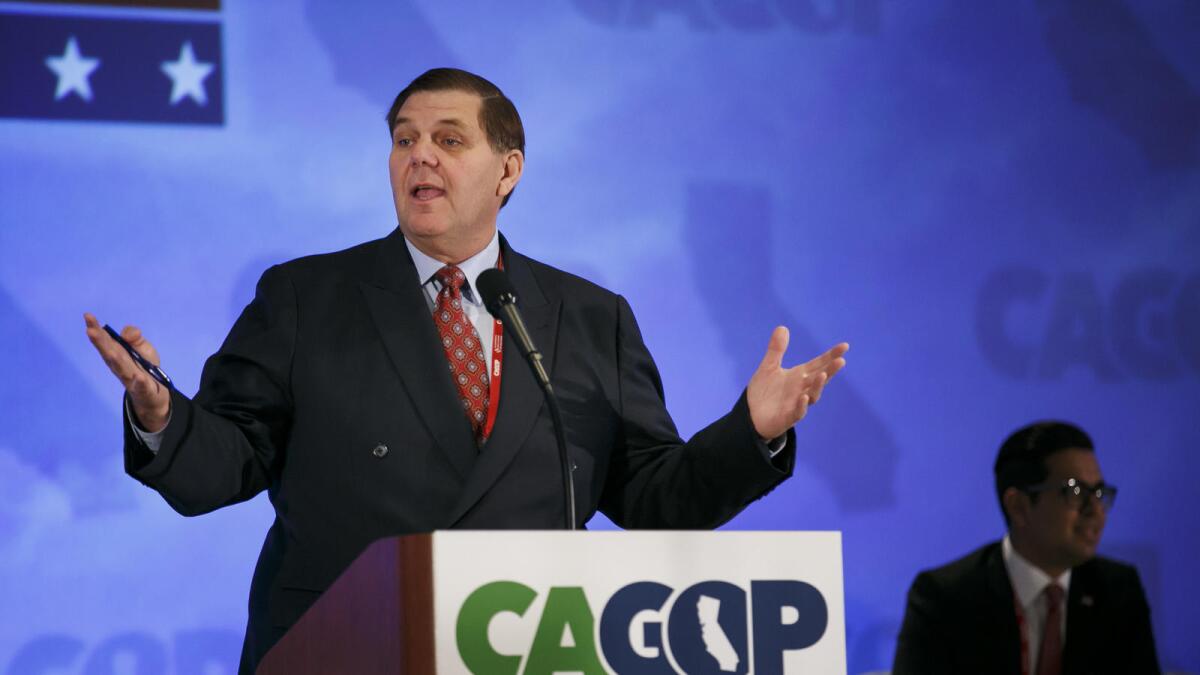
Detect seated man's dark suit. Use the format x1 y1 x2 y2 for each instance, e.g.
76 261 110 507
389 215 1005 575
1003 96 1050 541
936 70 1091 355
893 541 1160 675
122 228 795 673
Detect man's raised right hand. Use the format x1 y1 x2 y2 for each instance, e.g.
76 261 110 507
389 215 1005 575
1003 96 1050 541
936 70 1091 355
84 312 171 433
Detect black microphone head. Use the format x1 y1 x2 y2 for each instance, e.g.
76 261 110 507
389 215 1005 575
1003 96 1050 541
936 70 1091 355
477 268 518 315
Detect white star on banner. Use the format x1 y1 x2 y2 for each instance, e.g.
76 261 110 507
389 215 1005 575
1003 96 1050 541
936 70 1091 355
45 36 101 102
161 41 214 106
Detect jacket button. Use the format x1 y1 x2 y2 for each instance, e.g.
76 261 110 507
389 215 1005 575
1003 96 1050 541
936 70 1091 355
372 443 388 458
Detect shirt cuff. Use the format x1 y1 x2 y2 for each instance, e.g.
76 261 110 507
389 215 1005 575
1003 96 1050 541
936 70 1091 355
125 397 168 453
767 434 787 458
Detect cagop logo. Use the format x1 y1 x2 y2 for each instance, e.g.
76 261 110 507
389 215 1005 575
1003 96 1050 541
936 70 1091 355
456 579 828 674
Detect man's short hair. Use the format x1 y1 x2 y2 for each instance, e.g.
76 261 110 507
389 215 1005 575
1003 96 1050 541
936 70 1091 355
385 68 525 207
993 420 1095 526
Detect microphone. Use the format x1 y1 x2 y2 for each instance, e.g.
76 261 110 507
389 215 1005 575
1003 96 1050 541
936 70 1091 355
477 269 551 391
476 268 577 530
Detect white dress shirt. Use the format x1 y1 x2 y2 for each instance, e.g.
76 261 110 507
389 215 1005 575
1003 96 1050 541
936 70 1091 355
1002 534 1071 675
404 229 501 366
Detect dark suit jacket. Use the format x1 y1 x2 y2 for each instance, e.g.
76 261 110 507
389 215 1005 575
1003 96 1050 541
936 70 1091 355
122 228 795 673
893 541 1160 675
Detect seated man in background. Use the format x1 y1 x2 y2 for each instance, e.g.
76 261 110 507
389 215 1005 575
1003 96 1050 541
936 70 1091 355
892 421 1159 675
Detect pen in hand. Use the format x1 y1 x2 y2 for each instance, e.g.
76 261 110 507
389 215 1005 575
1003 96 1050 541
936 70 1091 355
103 323 174 391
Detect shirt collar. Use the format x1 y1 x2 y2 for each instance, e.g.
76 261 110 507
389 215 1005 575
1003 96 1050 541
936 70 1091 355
1002 534 1072 608
403 229 501 304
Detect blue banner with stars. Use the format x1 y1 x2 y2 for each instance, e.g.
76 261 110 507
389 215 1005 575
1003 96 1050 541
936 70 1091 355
0 11 222 125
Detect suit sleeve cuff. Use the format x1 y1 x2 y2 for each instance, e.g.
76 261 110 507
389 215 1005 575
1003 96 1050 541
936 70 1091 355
125 395 170 453
124 388 193 482
767 434 787 457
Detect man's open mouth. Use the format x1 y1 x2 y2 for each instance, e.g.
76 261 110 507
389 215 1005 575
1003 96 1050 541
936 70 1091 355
411 185 445 201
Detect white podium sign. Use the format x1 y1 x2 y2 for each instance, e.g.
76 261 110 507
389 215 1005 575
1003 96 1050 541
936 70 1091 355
433 531 846 675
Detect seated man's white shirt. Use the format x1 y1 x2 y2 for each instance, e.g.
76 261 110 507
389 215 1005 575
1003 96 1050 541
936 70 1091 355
1003 534 1071 675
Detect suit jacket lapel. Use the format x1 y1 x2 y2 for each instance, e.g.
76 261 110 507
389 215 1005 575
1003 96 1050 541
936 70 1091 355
447 236 560 526
358 228 477 479
984 544 1024 675
1063 561 1099 675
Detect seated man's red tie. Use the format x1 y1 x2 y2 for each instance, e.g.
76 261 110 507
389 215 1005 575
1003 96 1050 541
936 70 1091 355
1036 583 1064 675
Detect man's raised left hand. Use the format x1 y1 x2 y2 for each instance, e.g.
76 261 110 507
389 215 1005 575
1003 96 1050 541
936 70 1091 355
746 326 849 441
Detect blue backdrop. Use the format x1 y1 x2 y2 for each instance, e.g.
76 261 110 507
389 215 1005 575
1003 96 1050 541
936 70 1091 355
1 1 1197 673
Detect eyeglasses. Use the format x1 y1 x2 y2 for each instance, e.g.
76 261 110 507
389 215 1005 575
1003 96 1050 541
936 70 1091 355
1023 478 1118 512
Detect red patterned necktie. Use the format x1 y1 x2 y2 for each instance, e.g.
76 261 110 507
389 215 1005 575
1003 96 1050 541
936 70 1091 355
1035 583 1064 675
433 265 491 444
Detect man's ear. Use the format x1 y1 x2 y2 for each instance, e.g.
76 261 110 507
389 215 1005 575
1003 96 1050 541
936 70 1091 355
1002 487 1029 529
497 149 524 198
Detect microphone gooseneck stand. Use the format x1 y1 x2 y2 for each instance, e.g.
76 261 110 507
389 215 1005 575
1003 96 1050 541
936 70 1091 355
541 380 576 531
478 269 577 530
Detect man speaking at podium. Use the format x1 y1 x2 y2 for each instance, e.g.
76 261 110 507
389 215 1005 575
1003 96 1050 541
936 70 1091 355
84 68 848 672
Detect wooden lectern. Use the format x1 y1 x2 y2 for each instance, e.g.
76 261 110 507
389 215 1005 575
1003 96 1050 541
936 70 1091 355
257 531 846 674
257 535 435 674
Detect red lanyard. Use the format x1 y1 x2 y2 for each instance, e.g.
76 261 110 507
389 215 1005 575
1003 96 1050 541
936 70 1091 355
480 255 504 441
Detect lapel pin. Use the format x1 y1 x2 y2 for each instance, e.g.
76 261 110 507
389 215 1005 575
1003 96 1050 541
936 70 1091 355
372 443 389 458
